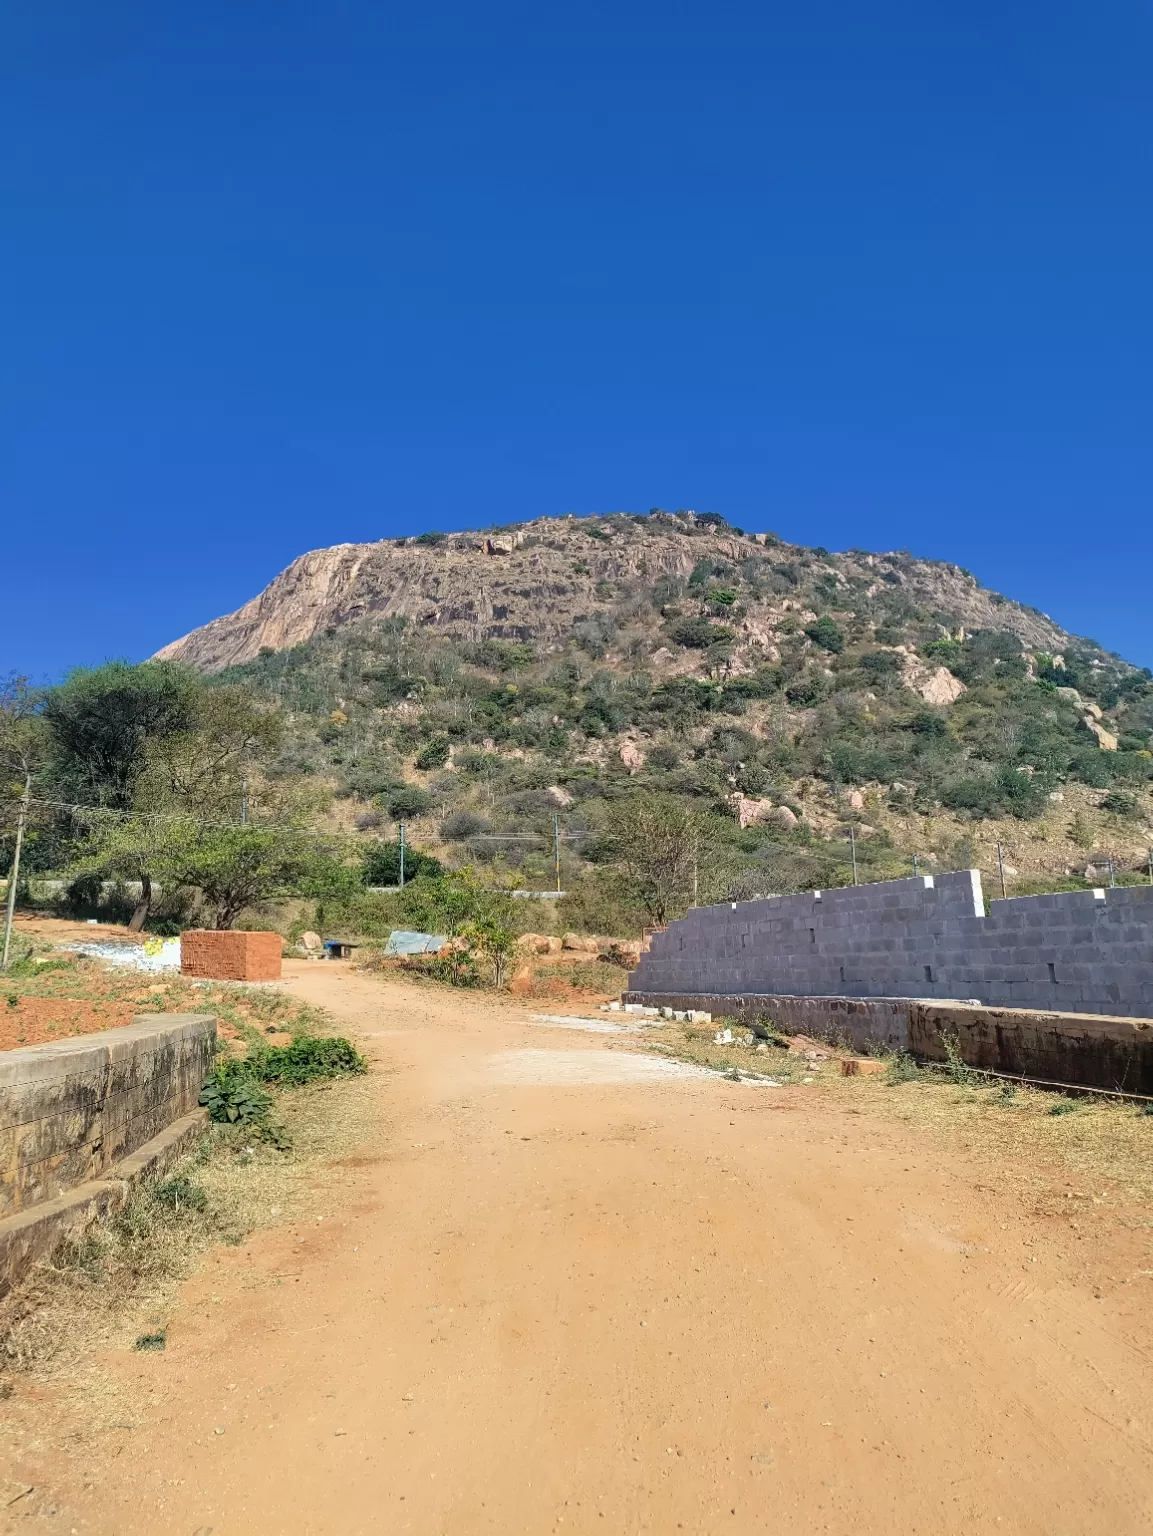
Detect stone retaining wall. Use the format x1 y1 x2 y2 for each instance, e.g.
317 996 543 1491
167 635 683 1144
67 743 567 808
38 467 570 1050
0 1014 216 1218
623 990 1153 1095
627 871 1153 1018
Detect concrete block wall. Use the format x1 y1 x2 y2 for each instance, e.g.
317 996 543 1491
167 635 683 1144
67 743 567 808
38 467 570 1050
627 871 1153 1019
0 1014 216 1218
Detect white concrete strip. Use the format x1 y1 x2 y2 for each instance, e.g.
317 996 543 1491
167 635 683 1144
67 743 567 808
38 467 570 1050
486 1048 708 1086
527 1013 643 1035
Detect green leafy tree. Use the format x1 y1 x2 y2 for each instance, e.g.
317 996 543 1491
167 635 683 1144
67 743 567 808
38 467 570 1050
361 840 442 886
173 819 357 929
462 910 519 987
597 793 719 925
44 660 200 810
1 677 51 967
63 671 283 929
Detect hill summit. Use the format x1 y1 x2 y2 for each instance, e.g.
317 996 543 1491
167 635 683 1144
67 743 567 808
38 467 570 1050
160 511 1075 673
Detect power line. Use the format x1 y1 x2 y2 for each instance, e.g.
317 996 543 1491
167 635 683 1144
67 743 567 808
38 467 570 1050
3 796 321 837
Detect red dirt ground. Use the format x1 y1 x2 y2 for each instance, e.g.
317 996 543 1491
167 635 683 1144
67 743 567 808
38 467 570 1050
0 996 140 1051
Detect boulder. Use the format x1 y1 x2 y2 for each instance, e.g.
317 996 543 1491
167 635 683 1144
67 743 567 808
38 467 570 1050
847 789 865 810
546 785 574 807
904 661 966 707
517 933 557 955
507 964 535 995
299 930 323 953
485 532 524 555
1086 719 1119 751
731 794 775 830
767 805 798 829
562 932 600 953
619 740 646 774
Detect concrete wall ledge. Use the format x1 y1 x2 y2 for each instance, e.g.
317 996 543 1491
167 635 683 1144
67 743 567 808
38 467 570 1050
1 1014 216 1218
624 990 1153 1096
0 1107 208 1298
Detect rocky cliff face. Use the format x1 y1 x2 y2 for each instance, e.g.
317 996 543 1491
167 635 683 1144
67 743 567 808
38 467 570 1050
156 514 1075 672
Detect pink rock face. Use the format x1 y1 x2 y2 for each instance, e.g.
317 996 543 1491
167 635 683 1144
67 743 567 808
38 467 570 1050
848 790 865 810
619 741 646 774
731 794 775 830
901 656 967 707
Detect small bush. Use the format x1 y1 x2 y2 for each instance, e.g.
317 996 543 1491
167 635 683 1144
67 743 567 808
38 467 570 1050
886 1052 920 1084
153 1175 208 1214
667 617 734 650
383 784 432 819
415 735 451 771
804 617 845 654
441 810 490 842
1048 1097 1079 1116
1099 789 1139 817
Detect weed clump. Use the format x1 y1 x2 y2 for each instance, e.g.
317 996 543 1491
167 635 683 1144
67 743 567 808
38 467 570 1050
1048 1098 1080 1117
199 1033 367 1146
253 1034 367 1085
885 1052 920 1084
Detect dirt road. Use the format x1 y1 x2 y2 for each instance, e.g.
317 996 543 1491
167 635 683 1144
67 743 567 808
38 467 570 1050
11 964 1153 1533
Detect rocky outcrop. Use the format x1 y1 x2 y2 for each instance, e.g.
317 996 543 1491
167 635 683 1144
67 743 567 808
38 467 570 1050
155 515 1080 673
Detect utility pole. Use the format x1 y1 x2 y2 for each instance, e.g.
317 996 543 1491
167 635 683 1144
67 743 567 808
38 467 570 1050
1148 847 1152 886
2 772 31 971
398 821 406 889
913 852 920 877
553 814 562 896
850 825 858 885
1107 855 1116 890
240 772 248 826
996 841 1007 900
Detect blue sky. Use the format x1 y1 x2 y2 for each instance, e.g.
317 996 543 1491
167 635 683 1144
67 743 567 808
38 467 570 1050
3 0 1151 678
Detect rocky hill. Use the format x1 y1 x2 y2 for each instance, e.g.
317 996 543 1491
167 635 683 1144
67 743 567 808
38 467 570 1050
156 511 1153 916
160 513 1074 672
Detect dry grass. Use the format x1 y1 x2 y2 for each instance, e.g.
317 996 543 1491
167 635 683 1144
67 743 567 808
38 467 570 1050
0 1048 379 1382
639 1019 1153 1208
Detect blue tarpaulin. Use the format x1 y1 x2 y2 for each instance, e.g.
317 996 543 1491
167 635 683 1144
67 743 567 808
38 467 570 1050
384 930 448 956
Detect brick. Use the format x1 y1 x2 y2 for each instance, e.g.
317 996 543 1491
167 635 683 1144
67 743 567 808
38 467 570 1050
180 929 283 982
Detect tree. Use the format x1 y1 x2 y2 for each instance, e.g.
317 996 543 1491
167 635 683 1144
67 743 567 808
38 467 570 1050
44 660 200 810
0 677 50 968
598 793 714 925
55 667 283 929
462 910 518 988
362 840 442 886
394 867 520 985
172 821 357 930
